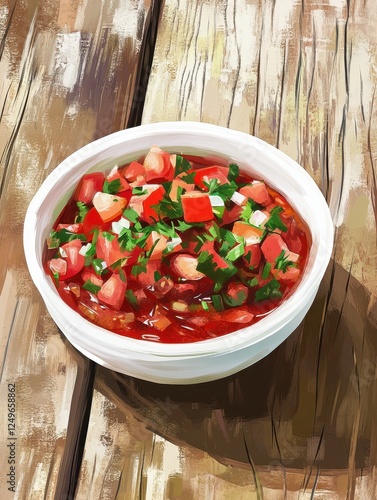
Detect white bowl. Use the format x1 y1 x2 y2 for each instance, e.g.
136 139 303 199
24 122 334 384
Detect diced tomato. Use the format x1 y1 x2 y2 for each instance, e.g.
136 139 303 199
49 258 67 276
97 274 127 310
171 254 205 281
81 269 103 287
221 204 243 225
232 221 263 244
122 161 146 182
282 218 303 254
56 223 84 233
221 309 254 323
74 172 105 204
194 166 229 190
169 176 195 201
243 244 261 270
272 266 301 282
223 282 249 306
129 175 147 187
135 259 161 286
145 231 168 260
106 166 130 193
239 181 271 206
138 312 171 331
142 185 165 223
181 192 214 223
261 234 299 263
83 207 112 239
96 231 139 268
59 239 85 280
143 146 172 181
78 298 134 329
92 192 128 222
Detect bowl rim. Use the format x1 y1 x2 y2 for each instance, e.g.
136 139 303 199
24 121 334 358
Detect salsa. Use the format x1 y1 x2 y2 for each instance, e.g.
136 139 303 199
44 146 310 343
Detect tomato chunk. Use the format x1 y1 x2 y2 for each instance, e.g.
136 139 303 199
106 166 130 193
145 231 168 260
92 192 128 222
74 172 105 204
240 181 271 206
122 161 146 182
143 146 172 181
243 244 261 270
232 221 263 244
261 234 299 263
172 254 205 281
98 274 127 310
60 239 85 280
181 192 214 223
194 166 229 190
142 185 165 223
82 207 112 239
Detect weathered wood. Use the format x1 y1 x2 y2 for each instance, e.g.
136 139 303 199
0 0 155 497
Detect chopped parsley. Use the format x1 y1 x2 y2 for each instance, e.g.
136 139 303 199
196 251 237 292
174 155 192 176
75 201 89 223
274 249 297 273
228 163 240 182
82 280 101 294
123 206 139 224
125 289 138 307
103 178 121 194
255 279 282 301
47 229 87 249
264 206 287 233
262 262 272 279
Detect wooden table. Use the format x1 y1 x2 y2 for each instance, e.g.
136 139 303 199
1 1 377 498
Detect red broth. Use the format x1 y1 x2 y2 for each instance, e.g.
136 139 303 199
44 147 311 343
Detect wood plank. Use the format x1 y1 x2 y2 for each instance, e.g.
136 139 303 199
0 0 154 497
83 0 377 497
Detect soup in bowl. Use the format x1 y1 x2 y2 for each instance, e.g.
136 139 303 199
24 122 333 384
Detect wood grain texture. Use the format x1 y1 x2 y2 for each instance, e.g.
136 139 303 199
126 0 377 497
0 0 154 497
1 0 377 498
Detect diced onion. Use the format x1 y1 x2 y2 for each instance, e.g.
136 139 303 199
209 195 224 207
112 217 131 234
249 210 268 227
230 191 247 206
79 243 92 256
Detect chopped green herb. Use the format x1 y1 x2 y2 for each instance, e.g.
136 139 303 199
264 206 287 233
196 251 237 291
153 193 183 219
180 171 196 183
274 249 297 273
132 186 147 196
201 300 209 311
226 241 245 262
154 270 163 281
118 227 138 252
211 294 224 311
110 258 127 270
103 178 121 194
123 206 139 224
255 279 282 301
247 277 259 287
82 280 101 294
75 201 89 223
228 163 240 182
125 289 138 307
262 262 272 279
174 154 192 176
205 179 238 202
47 229 87 249
92 258 106 276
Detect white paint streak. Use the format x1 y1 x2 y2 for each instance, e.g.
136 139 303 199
145 435 182 499
112 0 141 48
54 32 81 90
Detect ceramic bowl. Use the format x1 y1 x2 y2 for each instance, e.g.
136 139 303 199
24 122 334 384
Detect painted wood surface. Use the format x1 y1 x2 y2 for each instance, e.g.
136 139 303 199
1 0 377 498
